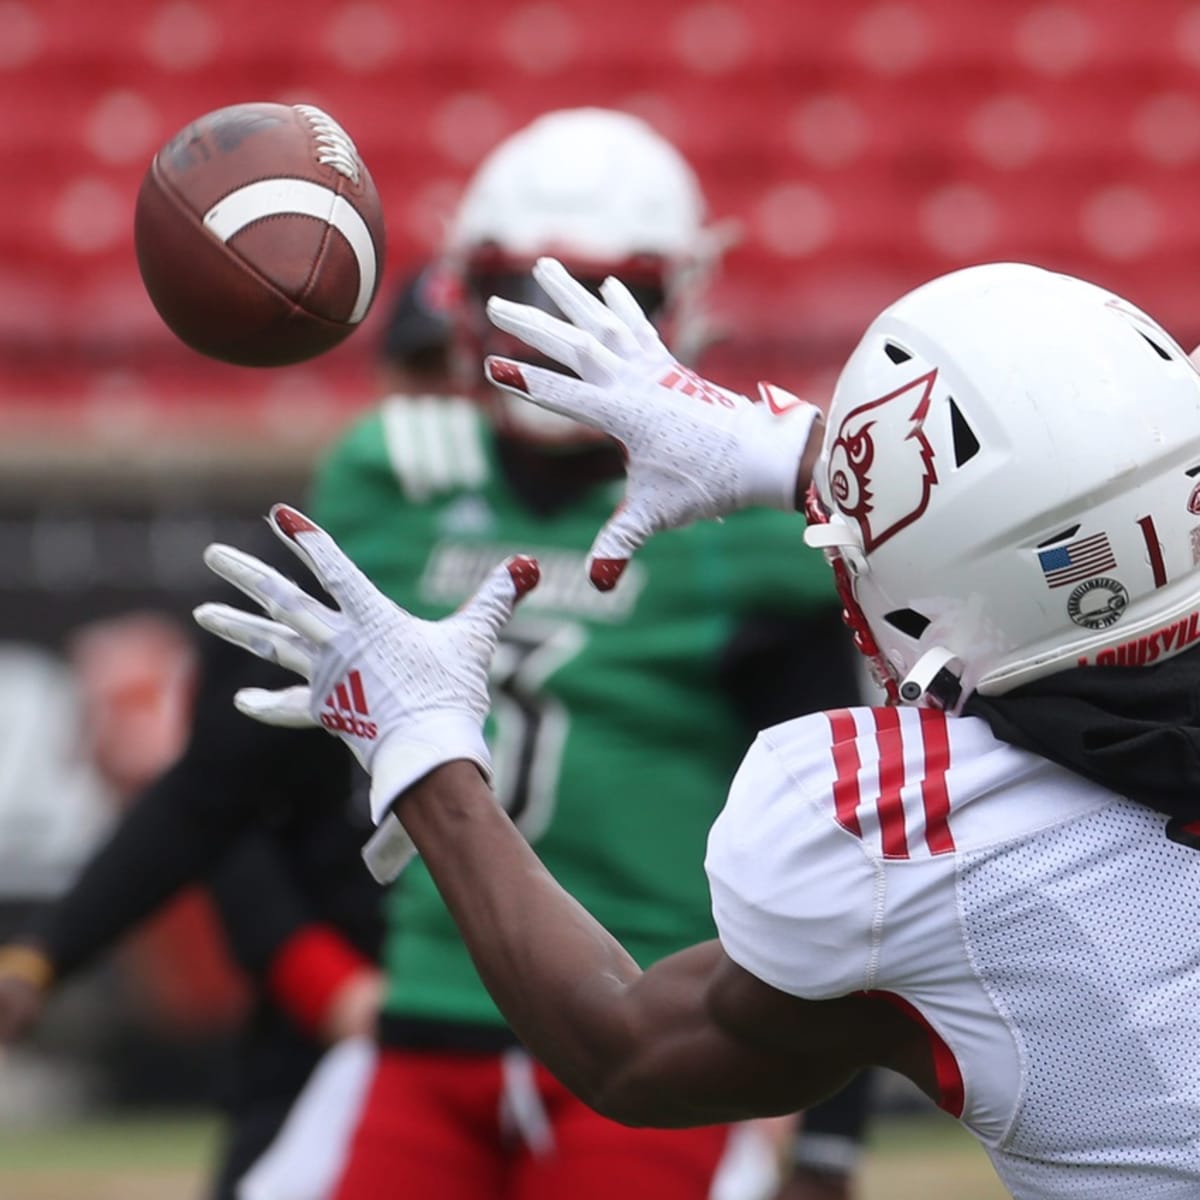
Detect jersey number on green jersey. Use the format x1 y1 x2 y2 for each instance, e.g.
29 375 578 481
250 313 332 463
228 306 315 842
490 619 586 843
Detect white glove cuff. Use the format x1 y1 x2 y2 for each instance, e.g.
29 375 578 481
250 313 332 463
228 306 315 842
739 402 819 512
367 716 492 824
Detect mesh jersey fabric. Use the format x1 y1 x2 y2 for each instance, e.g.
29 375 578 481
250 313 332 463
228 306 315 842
706 705 1200 1198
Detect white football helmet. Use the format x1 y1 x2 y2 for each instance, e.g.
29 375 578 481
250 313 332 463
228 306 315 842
805 262 1200 707
446 107 722 441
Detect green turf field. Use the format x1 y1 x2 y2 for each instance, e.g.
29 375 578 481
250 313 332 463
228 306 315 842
860 1114 1008 1198
0 1111 1009 1199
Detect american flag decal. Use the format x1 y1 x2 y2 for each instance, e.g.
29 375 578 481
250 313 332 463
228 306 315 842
1037 532 1117 588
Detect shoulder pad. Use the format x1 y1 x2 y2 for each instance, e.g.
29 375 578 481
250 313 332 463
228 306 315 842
380 393 488 501
706 717 881 999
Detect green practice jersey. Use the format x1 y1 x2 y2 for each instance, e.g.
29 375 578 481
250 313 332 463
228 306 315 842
311 394 843 1028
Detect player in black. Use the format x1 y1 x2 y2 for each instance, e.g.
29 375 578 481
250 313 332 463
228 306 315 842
0 535 379 1198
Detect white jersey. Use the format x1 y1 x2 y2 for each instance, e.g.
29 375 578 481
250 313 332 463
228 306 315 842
706 705 1200 1200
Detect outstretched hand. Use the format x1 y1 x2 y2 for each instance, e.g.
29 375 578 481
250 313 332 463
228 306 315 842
194 504 539 880
485 257 821 591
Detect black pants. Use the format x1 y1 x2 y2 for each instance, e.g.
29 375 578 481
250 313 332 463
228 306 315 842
207 1010 326 1200
209 1093 301 1200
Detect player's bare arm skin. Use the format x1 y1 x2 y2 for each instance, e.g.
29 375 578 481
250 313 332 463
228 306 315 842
395 760 937 1128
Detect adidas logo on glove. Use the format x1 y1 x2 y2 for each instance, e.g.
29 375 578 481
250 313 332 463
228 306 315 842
320 669 378 740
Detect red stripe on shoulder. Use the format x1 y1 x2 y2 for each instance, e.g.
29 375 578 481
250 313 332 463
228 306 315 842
918 708 955 855
872 708 909 858
826 709 863 837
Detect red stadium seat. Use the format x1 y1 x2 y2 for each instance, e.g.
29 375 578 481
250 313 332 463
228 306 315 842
4 0 1200 435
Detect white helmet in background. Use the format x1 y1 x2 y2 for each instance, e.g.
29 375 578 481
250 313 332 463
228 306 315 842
805 262 1200 707
448 107 721 442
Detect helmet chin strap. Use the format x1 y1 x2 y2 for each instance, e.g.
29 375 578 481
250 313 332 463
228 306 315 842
899 646 964 709
803 515 870 576
802 509 900 703
805 512 966 709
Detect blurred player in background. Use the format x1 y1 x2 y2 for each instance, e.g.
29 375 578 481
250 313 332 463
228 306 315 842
68 614 253 1097
0 299 469 1196
0 262 477 1198
0 553 381 1199
311 107 867 1200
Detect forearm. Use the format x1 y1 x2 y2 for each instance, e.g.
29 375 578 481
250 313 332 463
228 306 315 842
393 762 648 1111
208 832 314 977
208 833 374 1038
266 926 379 1040
33 768 246 979
392 763 836 1128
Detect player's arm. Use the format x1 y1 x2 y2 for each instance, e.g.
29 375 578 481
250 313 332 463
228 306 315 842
0 574 349 1041
39 635 342 976
195 507 938 1125
208 830 381 1043
393 759 930 1126
0 672 260 1039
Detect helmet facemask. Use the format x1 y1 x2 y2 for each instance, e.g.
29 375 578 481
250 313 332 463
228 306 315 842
457 244 675 446
444 107 721 446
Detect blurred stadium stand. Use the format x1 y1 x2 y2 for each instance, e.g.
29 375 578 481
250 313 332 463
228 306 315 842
2 0 1199 464
4 0 1196 1139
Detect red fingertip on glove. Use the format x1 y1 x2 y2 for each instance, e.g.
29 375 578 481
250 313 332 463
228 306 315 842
507 555 540 597
589 558 627 592
271 504 319 539
485 357 528 393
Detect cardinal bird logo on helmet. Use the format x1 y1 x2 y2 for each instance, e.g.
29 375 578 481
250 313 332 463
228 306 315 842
828 370 938 553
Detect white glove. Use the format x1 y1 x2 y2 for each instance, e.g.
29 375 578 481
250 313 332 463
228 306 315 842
194 504 539 881
484 257 820 591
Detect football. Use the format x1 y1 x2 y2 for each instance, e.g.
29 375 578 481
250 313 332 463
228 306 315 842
134 102 386 367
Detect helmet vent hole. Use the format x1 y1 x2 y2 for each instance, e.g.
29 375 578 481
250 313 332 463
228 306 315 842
1037 524 1081 547
1139 330 1172 361
1185 465 1200 478
883 342 912 364
884 608 931 639
948 397 980 467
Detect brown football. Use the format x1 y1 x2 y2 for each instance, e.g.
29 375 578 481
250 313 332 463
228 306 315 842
134 102 386 367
